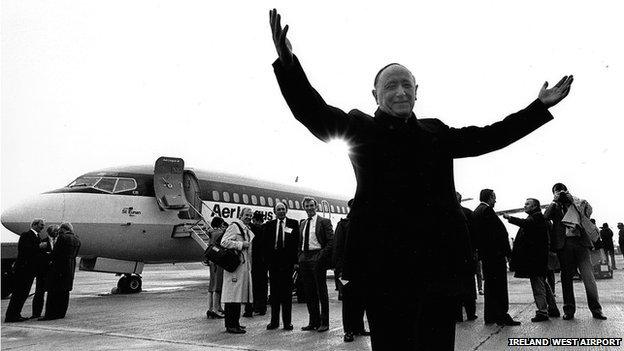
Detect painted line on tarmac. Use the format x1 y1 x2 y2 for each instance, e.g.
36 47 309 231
2 324 290 351
472 302 533 351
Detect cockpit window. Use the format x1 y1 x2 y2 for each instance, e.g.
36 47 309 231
94 178 117 193
114 178 137 193
69 176 100 188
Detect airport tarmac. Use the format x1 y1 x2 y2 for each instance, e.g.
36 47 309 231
2 257 623 351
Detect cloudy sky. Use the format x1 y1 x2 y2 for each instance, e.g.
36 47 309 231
2 0 622 242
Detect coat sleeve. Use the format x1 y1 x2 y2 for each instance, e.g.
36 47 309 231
221 224 244 251
332 221 345 273
273 56 356 143
508 216 535 229
443 99 553 158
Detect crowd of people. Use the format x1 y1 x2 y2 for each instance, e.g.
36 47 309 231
204 181 620 341
4 220 81 323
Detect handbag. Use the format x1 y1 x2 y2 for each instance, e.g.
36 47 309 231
203 222 245 273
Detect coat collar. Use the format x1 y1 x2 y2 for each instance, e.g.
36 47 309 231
374 108 419 129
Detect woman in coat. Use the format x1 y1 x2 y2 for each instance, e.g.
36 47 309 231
220 207 255 334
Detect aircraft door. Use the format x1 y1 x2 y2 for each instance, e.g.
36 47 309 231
320 200 331 220
181 171 202 220
154 157 188 210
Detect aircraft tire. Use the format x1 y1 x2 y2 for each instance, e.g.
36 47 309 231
117 275 142 294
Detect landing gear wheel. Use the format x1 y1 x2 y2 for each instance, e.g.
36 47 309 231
117 274 142 294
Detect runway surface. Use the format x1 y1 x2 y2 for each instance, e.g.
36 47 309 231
2 257 623 350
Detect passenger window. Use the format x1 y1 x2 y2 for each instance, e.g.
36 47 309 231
243 194 249 204
114 178 137 193
268 197 274 207
251 195 257 205
295 201 300 209
260 196 266 206
288 200 294 209
212 191 220 201
223 192 230 202
233 193 240 203
342 206 346 213
282 199 288 207
330 205 335 213
94 177 116 193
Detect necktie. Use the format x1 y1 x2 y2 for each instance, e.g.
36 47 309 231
304 218 311 251
277 219 284 249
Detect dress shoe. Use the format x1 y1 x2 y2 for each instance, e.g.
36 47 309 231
562 314 574 320
455 318 463 323
592 312 607 320
344 332 354 342
283 324 294 331
467 315 478 321
4 316 28 323
242 312 253 318
301 325 318 331
266 323 279 330
30 315 41 319
255 311 266 316
317 325 329 332
548 309 560 318
531 314 549 322
497 316 521 326
206 310 216 319
226 327 246 334
355 330 371 336
478 289 484 295
484 319 495 325
238 325 246 329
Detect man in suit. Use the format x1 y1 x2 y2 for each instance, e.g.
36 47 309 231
299 196 333 332
504 198 560 322
474 189 520 326
544 183 606 320
334 199 369 342
40 222 81 320
5 218 46 322
264 202 300 331
600 223 616 269
32 225 59 319
269 9 573 349
456 192 478 323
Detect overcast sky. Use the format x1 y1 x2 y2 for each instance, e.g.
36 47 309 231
2 0 623 242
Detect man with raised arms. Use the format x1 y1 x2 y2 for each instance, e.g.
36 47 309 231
269 9 573 350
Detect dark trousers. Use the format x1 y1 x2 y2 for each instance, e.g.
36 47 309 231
299 251 329 327
44 290 70 318
456 273 477 320
605 249 617 269
365 283 456 350
558 237 602 316
482 257 509 322
546 270 556 295
529 276 558 315
342 281 366 333
475 260 483 292
5 270 35 319
224 303 242 328
32 270 48 317
268 267 294 326
244 265 268 315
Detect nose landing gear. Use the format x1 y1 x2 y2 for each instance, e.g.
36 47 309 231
115 274 142 294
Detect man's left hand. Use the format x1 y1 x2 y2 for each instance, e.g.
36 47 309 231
538 75 574 108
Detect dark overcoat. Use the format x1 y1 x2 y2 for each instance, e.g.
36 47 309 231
47 232 81 292
508 211 549 278
273 56 553 294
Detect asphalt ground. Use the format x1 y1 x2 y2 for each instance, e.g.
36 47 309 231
1 256 623 351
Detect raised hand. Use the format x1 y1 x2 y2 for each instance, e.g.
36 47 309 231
538 75 574 108
269 9 293 65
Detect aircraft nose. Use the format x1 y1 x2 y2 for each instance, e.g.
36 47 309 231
1 193 65 234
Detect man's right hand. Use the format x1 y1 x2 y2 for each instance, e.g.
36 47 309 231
269 9 293 66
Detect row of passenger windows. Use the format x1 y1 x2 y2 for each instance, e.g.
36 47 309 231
211 190 348 214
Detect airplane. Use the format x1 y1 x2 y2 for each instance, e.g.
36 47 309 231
0 156 516 298
1 157 350 296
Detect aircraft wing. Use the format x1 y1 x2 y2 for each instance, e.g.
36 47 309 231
495 204 549 216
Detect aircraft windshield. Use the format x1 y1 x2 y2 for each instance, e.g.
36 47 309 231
68 176 137 194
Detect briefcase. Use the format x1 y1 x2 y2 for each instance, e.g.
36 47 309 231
204 244 240 273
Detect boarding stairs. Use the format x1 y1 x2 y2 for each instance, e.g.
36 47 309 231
172 202 214 251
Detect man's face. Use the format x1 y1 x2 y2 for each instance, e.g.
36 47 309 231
303 201 316 218
33 221 45 233
524 200 536 213
274 204 287 220
489 192 497 208
373 65 417 118
241 211 253 225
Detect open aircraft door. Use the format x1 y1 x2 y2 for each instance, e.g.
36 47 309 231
181 170 202 220
320 199 331 221
154 156 188 211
